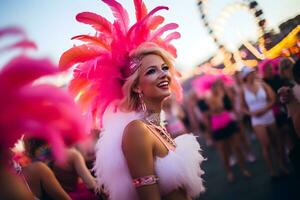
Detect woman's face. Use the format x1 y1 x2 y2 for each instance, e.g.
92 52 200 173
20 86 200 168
246 71 256 83
263 64 273 78
211 79 224 93
137 54 172 101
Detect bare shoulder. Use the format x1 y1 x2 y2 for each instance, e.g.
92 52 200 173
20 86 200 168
26 161 53 178
124 120 150 138
29 161 49 171
122 120 153 150
67 148 82 159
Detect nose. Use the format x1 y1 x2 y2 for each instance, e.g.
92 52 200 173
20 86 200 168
158 68 169 79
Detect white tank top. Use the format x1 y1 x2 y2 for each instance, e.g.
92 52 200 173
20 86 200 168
244 85 268 112
243 84 274 126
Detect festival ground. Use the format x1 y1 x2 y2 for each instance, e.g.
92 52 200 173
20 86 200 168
196 134 299 200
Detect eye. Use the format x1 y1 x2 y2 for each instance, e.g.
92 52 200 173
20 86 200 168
145 68 156 75
162 64 169 71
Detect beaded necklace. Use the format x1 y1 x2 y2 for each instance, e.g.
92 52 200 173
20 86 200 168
144 113 176 148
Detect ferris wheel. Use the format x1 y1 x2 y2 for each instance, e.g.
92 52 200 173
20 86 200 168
197 0 269 70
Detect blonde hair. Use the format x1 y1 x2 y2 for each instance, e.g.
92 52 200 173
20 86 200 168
119 43 182 112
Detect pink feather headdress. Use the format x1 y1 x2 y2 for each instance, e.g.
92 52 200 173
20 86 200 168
258 58 281 76
192 74 235 97
59 0 182 125
0 27 87 164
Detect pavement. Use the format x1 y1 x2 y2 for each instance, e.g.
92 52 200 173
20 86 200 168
196 136 299 200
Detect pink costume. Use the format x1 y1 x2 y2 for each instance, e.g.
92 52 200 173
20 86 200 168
0 28 87 163
94 106 205 199
211 111 233 131
60 0 205 199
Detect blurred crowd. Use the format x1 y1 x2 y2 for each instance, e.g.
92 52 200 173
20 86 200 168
4 56 299 200
1 23 300 199
164 56 300 184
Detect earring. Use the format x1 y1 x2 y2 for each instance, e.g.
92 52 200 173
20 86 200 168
139 93 147 112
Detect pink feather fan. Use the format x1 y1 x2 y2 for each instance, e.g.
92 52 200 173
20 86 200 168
258 57 281 76
59 0 182 126
192 74 235 97
0 28 87 164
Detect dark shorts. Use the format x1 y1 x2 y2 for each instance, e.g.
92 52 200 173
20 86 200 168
275 112 288 127
212 121 239 141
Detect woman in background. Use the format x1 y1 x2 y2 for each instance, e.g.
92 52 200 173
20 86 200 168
241 66 289 177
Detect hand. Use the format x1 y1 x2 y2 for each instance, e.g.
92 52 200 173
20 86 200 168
93 184 104 195
252 109 266 117
278 87 291 104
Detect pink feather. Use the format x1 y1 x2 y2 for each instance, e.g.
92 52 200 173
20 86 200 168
134 0 148 20
192 74 235 97
0 39 37 53
0 56 57 90
0 27 25 38
258 58 280 75
149 23 178 41
76 12 113 35
148 15 165 30
164 32 181 43
61 1 181 128
59 45 104 70
102 0 130 34
127 6 169 46
0 56 88 163
71 34 110 50
129 6 169 33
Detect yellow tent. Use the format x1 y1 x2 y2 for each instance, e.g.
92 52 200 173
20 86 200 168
261 25 300 59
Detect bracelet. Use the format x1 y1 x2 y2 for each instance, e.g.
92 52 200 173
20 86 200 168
132 175 159 188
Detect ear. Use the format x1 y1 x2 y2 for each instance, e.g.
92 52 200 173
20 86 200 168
133 85 142 94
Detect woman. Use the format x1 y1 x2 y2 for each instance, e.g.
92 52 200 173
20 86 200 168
21 161 71 200
278 59 300 175
51 148 98 200
22 138 71 200
24 138 98 200
0 37 86 199
204 78 251 182
60 1 205 199
163 96 187 138
240 66 288 177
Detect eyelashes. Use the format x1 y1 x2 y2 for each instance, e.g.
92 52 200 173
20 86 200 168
145 64 169 75
162 64 169 71
145 68 156 75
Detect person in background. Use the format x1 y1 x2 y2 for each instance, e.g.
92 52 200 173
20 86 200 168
231 72 256 163
278 59 300 175
24 137 99 200
205 78 251 182
240 66 289 178
21 159 71 200
163 96 187 138
279 57 295 86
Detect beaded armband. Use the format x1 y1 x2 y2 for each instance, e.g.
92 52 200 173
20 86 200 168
132 175 159 188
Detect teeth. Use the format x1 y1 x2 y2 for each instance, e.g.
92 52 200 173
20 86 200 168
158 81 168 87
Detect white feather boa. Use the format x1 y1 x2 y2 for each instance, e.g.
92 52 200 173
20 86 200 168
93 107 205 200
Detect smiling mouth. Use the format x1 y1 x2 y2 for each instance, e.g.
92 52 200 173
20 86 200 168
157 81 169 89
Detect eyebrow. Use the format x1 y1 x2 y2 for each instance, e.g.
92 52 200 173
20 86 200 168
145 63 166 71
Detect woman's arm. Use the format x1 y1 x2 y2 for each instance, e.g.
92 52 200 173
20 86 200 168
292 112 300 138
254 82 276 116
240 88 253 116
122 120 161 200
69 148 98 191
35 162 71 200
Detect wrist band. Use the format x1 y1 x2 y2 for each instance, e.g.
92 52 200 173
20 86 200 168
132 175 159 188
